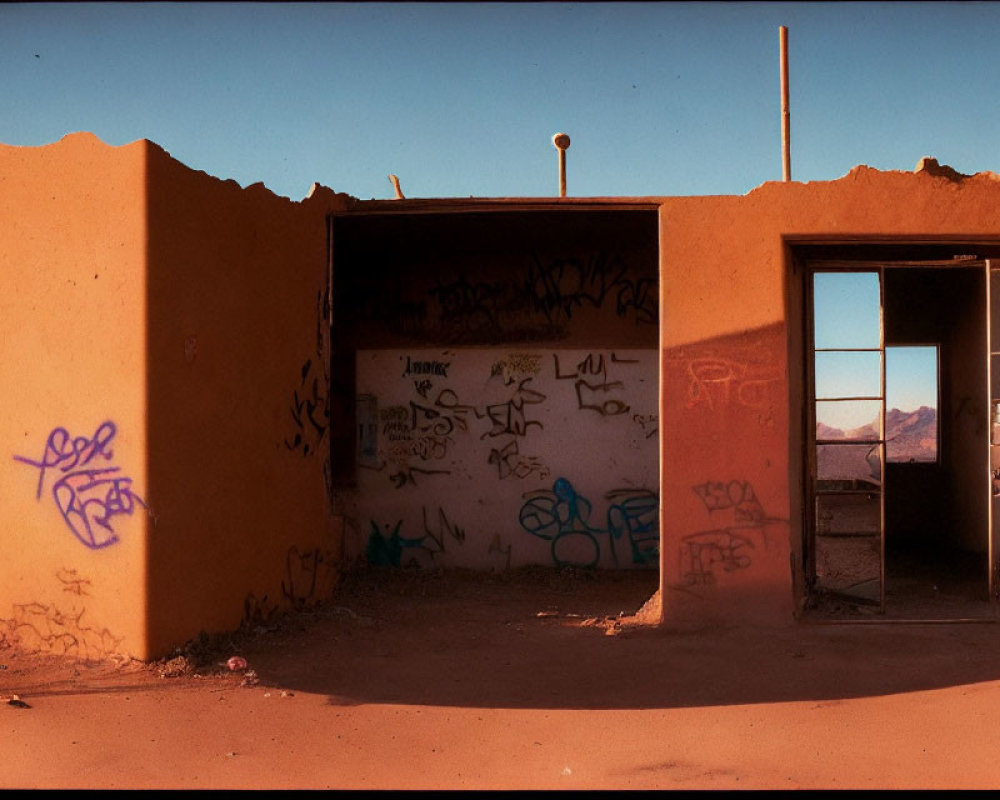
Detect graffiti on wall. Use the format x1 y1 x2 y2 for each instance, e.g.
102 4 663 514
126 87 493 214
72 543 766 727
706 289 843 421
490 353 543 385
13 421 146 549
525 252 656 327
243 539 340 627
554 352 639 417
679 479 783 585
488 439 550 481
402 356 451 378
518 478 658 568
375 351 651 487
480 377 546 439
366 506 468 568
56 567 92 596
282 545 339 608
242 592 278 629
427 252 656 337
389 466 452 490
284 357 330 457
355 348 657 569
632 413 658 440
478 363 549 482
0 601 123 661
682 358 779 412
358 250 657 344
1 570 122 661
660 326 787 431
284 287 335 509
369 353 556 489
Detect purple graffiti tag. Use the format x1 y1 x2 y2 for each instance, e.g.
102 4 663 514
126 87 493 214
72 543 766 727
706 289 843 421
14 421 145 549
13 421 117 499
52 468 147 549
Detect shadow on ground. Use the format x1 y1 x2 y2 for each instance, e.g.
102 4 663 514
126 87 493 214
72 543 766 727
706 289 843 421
228 567 1000 711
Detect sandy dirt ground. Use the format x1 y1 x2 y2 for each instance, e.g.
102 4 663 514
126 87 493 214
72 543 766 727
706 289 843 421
4 566 1000 790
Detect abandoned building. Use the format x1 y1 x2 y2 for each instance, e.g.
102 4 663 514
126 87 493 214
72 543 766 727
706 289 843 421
4 132 1000 662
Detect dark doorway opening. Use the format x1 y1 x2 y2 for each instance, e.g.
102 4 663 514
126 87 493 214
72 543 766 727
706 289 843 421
326 204 662 603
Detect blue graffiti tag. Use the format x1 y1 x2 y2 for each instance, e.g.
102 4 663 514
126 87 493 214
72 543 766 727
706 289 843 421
14 421 146 549
606 489 659 566
519 478 659 568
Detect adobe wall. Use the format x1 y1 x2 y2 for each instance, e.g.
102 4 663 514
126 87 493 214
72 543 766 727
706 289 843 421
11 133 1000 651
0 133 149 660
658 166 1000 626
144 145 352 657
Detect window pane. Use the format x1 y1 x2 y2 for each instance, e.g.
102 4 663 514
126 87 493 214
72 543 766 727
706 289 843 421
817 443 882 484
816 400 880 439
886 346 938 463
816 492 880 536
813 519 880 602
815 351 881 399
814 272 880 349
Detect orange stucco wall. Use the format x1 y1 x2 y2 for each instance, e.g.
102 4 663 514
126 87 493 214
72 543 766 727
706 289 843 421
0 133 149 659
657 166 1000 625
0 133 353 660
144 143 351 658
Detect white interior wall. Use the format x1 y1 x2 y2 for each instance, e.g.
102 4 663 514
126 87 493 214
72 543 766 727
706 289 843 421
351 348 658 570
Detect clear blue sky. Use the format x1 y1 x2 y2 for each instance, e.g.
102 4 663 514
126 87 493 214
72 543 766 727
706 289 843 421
3 1 1000 201
814 272 939 429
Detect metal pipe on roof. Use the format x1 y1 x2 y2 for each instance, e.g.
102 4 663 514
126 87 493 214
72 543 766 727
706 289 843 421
553 133 570 197
780 25 791 181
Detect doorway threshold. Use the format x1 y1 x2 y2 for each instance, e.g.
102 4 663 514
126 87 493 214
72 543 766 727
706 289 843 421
800 587 998 623
801 615 998 625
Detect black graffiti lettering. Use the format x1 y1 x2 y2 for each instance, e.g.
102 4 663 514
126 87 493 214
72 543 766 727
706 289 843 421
402 356 450 378
575 379 630 416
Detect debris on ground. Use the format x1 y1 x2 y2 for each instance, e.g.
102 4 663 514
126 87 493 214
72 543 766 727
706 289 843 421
240 669 259 687
158 656 191 679
226 656 248 671
108 653 135 670
7 694 31 709
604 621 624 636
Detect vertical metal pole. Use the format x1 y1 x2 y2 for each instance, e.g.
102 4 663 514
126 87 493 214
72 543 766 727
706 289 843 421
780 26 791 182
552 133 570 197
987 261 996 603
878 268 886 613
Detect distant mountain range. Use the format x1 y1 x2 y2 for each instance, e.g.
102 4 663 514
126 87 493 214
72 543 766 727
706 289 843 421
817 406 937 480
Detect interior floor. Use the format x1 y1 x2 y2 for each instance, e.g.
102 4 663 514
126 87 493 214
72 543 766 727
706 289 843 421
884 542 992 619
806 536 995 621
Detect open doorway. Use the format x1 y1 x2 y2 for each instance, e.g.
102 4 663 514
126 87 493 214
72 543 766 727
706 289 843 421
804 259 996 620
327 205 661 609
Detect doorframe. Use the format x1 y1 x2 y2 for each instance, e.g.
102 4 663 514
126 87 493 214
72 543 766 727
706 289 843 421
786 239 1000 620
803 263 887 611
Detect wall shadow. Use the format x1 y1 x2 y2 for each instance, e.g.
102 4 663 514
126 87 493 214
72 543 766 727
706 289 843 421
235 570 1000 711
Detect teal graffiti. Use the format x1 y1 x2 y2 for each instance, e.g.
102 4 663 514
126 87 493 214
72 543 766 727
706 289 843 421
519 478 658 568
366 508 466 568
366 520 425 567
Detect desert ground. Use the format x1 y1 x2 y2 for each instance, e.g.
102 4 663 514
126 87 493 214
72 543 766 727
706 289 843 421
3 566 1000 790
